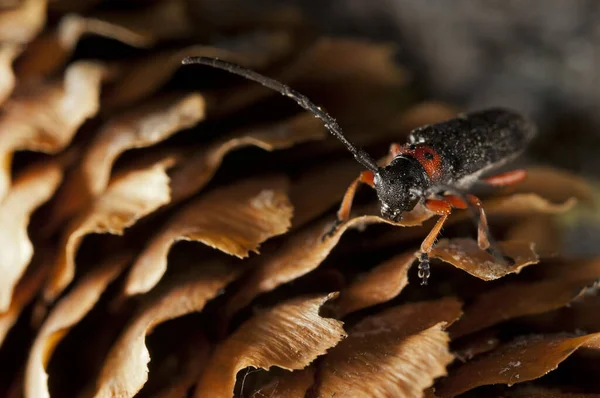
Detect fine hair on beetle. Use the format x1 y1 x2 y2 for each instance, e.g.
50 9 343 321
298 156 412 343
182 56 537 285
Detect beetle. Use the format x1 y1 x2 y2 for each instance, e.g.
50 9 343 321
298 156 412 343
182 56 537 285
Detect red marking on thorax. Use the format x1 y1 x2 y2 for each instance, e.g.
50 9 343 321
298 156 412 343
394 144 443 181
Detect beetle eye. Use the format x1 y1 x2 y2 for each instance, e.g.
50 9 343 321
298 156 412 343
407 190 421 206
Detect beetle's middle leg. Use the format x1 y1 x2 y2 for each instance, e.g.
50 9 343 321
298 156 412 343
443 193 515 266
418 191 517 285
443 194 491 250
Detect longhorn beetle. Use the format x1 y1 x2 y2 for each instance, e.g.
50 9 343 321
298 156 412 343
182 56 537 285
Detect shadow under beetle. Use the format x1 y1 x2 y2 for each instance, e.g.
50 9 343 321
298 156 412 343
182 56 537 285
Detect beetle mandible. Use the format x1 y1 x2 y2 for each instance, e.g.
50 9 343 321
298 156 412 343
182 56 537 285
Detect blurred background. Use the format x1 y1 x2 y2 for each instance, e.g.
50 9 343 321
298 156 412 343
36 0 600 255
43 0 600 176
184 0 600 253
299 0 600 180
1 2 599 396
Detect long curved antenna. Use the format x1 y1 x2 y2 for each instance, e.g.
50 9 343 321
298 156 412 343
182 56 380 173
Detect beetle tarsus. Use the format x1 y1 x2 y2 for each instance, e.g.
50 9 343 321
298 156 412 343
417 252 431 286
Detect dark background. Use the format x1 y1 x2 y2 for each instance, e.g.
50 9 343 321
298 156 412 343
296 0 600 180
81 0 600 178
201 0 600 254
50 0 600 253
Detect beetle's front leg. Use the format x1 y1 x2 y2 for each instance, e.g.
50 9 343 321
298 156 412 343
322 170 375 240
417 199 453 285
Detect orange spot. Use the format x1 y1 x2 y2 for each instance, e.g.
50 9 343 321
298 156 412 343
413 145 443 181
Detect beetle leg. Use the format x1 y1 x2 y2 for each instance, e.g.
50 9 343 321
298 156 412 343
323 170 375 239
443 194 491 250
443 193 515 266
418 199 453 285
425 184 515 271
336 171 376 221
389 143 404 157
483 169 527 187
379 143 406 166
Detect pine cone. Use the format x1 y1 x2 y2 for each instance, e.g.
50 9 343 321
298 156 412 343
0 1 597 397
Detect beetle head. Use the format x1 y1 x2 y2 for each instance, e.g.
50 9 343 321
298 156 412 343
374 156 429 221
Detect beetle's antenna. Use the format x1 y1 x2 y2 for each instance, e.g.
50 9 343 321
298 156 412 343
182 56 380 173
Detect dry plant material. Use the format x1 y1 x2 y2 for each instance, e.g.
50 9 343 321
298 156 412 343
453 330 500 362
436 332 600 397
16 12 156 80
316 297 462 398
0 44 20 105
430 239 539 281
93 263 241 398
0 161 62 312
391 101 459 133
125 176 293 295
289 159 361 229
0 0 46 43
146 333 211 398
0 61 106 199
0 0 21 9
46 93 205 232
1 2 598 395
334 251 415 317
505 215 562 257
225 205 433 319
24 255 130 398
47 0 102 13
194 293 345 397
104 31 291 109
507 387 600 397
0 260 48 345
0 60 105 151
58 12 156 47
19 0 197 79
169 113 326 204
45 161 172 301
253 367 316 398
481 193 577 217
85 0 195 45
528 293 600 335
450 278 595 338
513 166 594 204
82 92 206 197
217 37 406 121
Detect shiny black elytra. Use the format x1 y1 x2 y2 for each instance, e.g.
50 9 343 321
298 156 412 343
182 56 537 285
